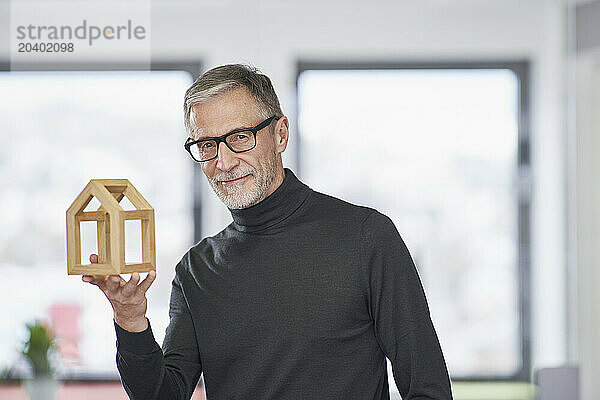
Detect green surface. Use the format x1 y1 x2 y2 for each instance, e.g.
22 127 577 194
452 381 537 400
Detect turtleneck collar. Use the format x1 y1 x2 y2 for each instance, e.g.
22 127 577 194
228 168 311 233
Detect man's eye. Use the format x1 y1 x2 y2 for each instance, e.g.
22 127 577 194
231 133 250 142
201 142 214 149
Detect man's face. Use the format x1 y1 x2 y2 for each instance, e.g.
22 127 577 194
190 86 287 209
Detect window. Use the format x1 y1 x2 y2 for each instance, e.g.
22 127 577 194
297 63 530 380
0 68 195 377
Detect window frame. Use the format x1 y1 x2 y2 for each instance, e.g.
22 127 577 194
295 60 532 382
0 60 202 383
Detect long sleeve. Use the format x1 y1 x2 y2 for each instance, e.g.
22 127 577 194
115 263 203 400
361 211 453 400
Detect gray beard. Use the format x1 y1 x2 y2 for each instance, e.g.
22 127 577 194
208 150 278 209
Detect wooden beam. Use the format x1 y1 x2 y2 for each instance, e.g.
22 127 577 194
75 211 106 221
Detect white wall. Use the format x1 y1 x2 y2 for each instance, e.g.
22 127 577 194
573 47 600 400
0 0 571 386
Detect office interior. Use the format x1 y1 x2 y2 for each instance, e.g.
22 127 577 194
0 0 598 399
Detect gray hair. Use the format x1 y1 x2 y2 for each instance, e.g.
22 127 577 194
183 64 284 138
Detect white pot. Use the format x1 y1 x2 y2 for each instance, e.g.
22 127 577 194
23 376 59 400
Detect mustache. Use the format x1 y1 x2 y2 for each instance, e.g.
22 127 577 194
213 169 255 183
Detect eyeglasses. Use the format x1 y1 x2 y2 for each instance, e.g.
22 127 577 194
184 116 280 163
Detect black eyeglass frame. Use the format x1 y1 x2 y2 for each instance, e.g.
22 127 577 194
184 115 281 162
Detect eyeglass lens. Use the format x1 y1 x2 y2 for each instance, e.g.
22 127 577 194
189 130 255 161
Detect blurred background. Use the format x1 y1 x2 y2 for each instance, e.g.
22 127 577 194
0 0 597 399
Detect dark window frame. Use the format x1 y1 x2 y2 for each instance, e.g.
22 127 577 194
296 60 531 382
0 60 202 382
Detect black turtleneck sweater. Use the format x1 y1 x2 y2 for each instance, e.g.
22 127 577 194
113 168 453 400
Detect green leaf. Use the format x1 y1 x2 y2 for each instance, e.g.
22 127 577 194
20 320 57 377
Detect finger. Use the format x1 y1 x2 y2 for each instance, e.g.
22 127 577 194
88 274 108 281
82 256 102 283
82 275 110 295
122 273 140 297
82 274 105 285
138 270 156 293
105 275 126 292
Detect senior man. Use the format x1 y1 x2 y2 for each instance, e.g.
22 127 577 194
83 64 453 400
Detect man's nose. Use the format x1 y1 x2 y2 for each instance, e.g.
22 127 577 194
216 141 239 171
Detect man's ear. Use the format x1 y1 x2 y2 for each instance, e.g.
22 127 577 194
273 116 289 153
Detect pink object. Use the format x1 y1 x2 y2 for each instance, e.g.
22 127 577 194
48 302 82 364
0 383 206 399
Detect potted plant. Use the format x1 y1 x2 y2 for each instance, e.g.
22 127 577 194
20 320 59 400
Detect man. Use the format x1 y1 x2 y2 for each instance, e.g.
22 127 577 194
83 64 453 400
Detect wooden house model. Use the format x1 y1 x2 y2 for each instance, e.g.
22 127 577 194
66 179 156 275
